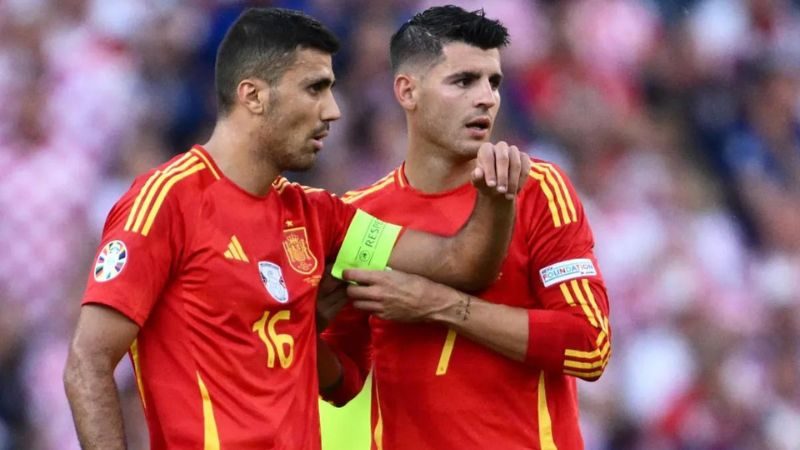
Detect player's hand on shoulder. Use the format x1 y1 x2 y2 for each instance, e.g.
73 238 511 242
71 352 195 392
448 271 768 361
472 141 531 200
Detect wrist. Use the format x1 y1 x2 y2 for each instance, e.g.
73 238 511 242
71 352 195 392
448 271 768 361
428 287 472 325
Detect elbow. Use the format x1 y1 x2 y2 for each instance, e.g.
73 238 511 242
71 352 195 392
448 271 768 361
63 342 113 395
63 349 83 397
564 327 611 382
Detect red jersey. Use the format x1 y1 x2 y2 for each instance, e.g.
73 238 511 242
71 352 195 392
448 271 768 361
322 161 611 450
83 145 356 449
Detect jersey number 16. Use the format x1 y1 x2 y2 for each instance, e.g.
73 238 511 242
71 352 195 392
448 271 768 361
252 310 295 369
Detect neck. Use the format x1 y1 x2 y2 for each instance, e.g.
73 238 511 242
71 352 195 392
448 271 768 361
403 130 474 193
203 117 279 196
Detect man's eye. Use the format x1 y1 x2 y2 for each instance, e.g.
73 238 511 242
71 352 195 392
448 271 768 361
455 79 471 87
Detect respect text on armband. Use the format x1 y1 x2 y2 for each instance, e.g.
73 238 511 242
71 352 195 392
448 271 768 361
356 218 386 264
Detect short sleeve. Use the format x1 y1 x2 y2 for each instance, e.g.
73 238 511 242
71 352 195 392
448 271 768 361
82 175 185 327
307 190 358 261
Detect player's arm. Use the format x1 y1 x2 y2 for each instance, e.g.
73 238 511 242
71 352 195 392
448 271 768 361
345 267 609 381
317 299 372 405
314 266 371 405
345 163 611 381
64 167 186 446
333 142 530 291
64 305 139 450
389 142 529 291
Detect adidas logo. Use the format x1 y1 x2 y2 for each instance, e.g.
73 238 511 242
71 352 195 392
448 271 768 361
224 236 249 262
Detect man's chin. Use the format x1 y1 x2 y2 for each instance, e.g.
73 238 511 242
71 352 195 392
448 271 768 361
283 154 317 173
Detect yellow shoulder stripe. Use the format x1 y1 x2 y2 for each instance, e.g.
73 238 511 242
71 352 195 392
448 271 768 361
535 162 576 221
301 185 325 193
342 172 396 204
190 148 220 180
125 152 194 232
529 163 577 228
125 153 205 236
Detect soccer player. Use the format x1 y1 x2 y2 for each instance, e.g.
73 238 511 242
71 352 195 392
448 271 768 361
62 8 531 450
319 6 611 450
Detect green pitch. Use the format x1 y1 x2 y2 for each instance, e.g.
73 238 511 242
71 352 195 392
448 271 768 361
320 377 372 449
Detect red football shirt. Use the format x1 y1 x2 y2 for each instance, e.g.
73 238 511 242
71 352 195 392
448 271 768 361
83 145 355 449
323 161 611 450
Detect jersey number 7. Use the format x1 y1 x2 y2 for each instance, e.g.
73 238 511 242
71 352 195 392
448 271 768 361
436 329 457 375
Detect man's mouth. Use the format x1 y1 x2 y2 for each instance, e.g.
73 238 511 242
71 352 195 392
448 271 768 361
465 116 491 131
311 126 329 150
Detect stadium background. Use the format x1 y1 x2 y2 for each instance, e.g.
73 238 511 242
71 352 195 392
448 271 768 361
1 0 799 448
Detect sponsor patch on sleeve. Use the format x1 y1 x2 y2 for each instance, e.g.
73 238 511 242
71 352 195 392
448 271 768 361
539 258 596 287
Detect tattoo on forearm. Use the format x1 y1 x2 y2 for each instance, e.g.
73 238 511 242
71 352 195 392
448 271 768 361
459 294 472 321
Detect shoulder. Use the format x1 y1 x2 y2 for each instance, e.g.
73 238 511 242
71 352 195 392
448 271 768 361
273 176 330 199
521 159 581 229
118 149 219 236
340 169 399 206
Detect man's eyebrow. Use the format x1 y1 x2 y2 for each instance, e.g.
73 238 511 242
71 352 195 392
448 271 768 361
445 71 481 81
304 75 336 87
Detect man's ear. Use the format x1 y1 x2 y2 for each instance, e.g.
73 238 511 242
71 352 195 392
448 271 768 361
237 78 269 114
394 73 418 112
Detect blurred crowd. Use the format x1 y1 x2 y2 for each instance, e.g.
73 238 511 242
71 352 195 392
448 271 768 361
1 0 799 449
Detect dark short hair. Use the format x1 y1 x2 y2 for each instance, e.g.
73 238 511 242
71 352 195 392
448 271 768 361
390 5 509 73
215 7 340 114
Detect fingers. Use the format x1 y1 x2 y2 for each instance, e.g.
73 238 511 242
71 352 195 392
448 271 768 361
505 145 521 200
475 142 497 188
352 300 384 313
474 142 529 198
346 283 379 300
494 142 510 195
343 268 388 285
519 153 531 190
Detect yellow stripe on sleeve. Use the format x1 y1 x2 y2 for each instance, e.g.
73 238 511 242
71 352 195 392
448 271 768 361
559 283 576 306
197 373 220 450
564 359 605 370
565 339 610 360
564 368 604 378
141 163 205 236
570 280 599 328
582 279 607 334
532 163 571 226
528 170 562 228
537 162 577 222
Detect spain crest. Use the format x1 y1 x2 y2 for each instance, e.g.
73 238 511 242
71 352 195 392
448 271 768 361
282 227 318 274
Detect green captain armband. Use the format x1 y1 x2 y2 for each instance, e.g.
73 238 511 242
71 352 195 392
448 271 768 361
332 209 402 280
